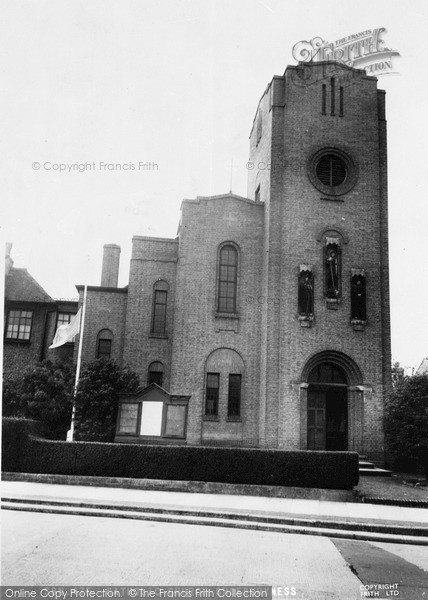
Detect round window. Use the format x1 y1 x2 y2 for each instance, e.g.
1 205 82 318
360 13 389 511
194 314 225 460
316 154 347 187
307 148 356 196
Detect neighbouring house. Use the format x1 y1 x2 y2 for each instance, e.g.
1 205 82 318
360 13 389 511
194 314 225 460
3 243 78 378
416 358 428 376
74 61 392 465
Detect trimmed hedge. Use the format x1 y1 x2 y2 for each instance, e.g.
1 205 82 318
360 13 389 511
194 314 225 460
1 418 44 472
2 418 359 489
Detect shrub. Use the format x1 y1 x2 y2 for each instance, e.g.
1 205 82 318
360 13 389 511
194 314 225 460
385 374 428 476
74 359 140 442
2 361 74 439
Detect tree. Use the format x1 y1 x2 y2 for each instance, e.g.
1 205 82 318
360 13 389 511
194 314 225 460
2 361 75 439
384 374 428 475
391 361 405 388
74 359 140 442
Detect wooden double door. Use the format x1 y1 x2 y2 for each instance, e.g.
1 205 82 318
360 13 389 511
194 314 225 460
307 387 348 451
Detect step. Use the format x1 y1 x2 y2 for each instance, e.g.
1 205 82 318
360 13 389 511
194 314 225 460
359 461 376 469
359 467 392 477
2 499 427 545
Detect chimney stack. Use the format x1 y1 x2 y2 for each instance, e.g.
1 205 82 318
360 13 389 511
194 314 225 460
5 242 14 275
101 244 121 287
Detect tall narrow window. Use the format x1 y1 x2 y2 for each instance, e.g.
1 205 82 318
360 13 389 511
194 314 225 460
6 310 33 341
330 78 335 115
321 84 326 115
339 86 344 117
205 373 220 416
228 374 241 418
97 329 113 359
148 361 164 387
256 111 262 144
217 245 238 313
255 184 260 203
351 271 367 321
324 241 341 301
151 280 169 334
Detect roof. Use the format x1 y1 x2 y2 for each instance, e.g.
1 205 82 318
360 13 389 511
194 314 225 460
416 358 428 375
5 268 54 303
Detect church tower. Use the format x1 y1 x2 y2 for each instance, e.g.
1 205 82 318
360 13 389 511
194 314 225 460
248 62 391 463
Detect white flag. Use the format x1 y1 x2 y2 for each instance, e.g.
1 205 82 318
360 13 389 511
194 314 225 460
49 309 82 349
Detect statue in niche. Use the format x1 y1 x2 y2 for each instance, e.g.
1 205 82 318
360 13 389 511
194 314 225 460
351 274 366 320
325 244 340 298
298 270 314 315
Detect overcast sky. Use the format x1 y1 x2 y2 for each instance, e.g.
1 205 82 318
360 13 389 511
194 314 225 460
2 0 427 373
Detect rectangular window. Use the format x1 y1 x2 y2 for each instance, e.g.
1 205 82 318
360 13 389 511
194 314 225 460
255 185 260 203
321 84 326 115
6 310 33 341
97 338 112 359
152 290 167 334
228 374 241 418
339 86 344 117
205 373 220 416
57 312 73 328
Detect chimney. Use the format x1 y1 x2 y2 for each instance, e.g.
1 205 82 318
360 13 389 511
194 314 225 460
5 242 14 275
101 244 121 287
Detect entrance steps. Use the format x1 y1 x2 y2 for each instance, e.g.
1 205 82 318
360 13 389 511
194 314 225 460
359 456 392 477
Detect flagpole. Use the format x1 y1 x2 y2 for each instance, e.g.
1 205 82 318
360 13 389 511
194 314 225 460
67 284 87 442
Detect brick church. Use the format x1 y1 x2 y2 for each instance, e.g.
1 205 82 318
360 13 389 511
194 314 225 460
76 61 391 465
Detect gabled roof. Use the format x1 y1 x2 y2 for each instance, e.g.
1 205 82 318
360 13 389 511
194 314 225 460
5 267 54 303
416 358 428 375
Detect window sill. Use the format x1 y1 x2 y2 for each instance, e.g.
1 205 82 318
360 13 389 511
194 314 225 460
226 417 242 422
214 312 240 320
203 415 219 422
351 319 367 331
149 333 169 339
325 297 340 310
4 338 31 345
298 314 314 328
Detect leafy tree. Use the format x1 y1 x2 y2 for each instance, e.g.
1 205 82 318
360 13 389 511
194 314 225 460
391 361 405 388
2 361 75 439
74 359 140 442
384 374 428 475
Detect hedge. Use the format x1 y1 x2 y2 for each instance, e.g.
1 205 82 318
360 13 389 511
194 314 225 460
1 418 44 472
2 418 359 489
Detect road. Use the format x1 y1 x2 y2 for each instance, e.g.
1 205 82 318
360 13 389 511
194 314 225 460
2 510 428 599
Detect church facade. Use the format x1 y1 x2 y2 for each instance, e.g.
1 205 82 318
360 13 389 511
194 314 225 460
76 62 391 465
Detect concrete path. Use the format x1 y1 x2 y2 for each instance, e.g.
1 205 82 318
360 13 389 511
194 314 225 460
2 480 428 545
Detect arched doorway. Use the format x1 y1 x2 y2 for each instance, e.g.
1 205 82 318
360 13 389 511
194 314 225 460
300 351 364 453
307 363 348 451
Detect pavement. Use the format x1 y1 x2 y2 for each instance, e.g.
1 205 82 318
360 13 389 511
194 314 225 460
2 474 428 546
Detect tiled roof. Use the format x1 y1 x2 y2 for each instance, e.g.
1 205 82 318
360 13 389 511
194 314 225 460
5 268 54 303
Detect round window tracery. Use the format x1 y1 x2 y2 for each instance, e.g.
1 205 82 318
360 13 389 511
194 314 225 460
308 148 356 196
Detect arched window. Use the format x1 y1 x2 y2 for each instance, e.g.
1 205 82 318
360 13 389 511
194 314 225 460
217 244 238 313
96 329 113 359
151 280 168 334
148 361 164 387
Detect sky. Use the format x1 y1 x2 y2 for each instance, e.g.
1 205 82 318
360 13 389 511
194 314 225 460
2 0 427 373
